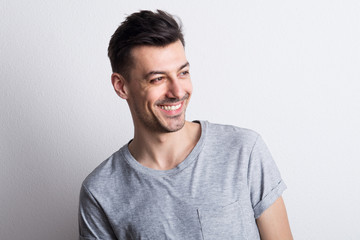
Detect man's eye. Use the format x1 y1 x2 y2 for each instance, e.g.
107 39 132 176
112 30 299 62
150 77 163 83
180 71 189 76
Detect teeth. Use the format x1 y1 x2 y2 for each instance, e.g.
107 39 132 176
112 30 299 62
160 103 181 111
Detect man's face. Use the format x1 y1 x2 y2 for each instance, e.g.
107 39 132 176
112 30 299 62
125 40 192 133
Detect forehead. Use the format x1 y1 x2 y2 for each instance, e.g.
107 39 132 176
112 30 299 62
130 40 187 74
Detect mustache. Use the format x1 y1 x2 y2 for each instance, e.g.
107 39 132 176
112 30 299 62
155 93 190 105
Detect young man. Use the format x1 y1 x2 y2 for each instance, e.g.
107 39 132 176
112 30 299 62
79 10 293 240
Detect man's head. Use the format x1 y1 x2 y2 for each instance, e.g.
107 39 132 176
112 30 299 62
108 10 185 80
109 10 192 134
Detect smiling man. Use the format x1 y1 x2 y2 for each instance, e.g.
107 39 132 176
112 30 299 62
79 10 293 240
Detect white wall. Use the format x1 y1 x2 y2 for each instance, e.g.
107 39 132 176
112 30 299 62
1 0 359 239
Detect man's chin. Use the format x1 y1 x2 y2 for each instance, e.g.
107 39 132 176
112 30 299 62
159 116 186 133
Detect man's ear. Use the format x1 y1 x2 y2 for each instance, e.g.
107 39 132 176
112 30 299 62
111 73 129 99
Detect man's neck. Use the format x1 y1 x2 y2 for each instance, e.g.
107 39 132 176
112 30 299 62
128 121 201 170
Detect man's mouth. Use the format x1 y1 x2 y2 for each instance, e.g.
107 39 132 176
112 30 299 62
159 103 182 111
156 94 189 113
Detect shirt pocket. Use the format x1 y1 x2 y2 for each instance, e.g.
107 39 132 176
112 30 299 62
197 201 259 240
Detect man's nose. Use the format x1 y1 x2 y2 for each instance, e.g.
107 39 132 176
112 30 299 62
166 78 185 99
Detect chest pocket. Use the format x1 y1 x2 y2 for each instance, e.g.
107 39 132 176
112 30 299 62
197 201 260 240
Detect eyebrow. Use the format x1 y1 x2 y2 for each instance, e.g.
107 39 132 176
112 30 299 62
144 62 190 79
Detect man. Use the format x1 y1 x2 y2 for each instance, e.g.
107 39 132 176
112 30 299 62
79 10 293 240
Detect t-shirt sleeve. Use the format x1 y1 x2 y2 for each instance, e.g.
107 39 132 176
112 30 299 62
247 134 287 219
78 184 117 240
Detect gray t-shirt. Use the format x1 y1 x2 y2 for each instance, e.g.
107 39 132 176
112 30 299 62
79 121 286 240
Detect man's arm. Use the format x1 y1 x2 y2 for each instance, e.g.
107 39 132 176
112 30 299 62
256 197 293 240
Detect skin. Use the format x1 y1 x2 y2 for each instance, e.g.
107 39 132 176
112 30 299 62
111 40 201 170
112 39 293 238
256 197 293 239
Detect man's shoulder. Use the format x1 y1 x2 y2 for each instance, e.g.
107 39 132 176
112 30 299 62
81 147 126 191
204 121 260 144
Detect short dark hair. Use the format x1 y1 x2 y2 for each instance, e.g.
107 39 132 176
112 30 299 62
108 10 185 79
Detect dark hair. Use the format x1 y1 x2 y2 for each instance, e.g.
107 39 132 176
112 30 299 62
108 10 185 79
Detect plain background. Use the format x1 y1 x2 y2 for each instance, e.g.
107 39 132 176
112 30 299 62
1 0 359 239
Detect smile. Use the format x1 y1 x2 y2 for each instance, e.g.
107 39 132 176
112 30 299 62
159 103 182 111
